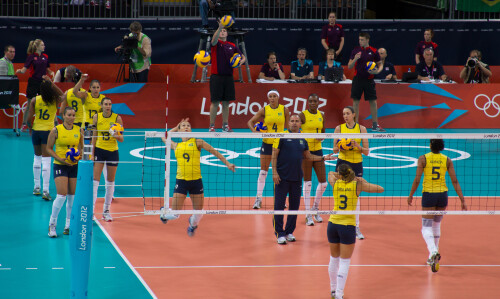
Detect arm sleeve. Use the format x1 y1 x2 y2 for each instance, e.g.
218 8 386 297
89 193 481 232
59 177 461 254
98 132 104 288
320 25 328 39
24 54 34 68
318 62 325 76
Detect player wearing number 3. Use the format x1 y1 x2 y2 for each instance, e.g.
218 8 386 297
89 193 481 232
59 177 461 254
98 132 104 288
160 119 236 236
247 89 290 209
408 139 467 273
92 97 124 222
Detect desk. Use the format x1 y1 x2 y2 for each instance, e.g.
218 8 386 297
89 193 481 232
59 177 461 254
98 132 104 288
191 29 252 83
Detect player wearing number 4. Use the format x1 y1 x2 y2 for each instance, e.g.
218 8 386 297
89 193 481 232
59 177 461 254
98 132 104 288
160 119 236 236
46 107 84 237
299 94 327 226
59 73 88 128
327 164 383 299
92 97 124 222
333 106 369 239
26 76 65 201
247 89 290 209
408 139 467 273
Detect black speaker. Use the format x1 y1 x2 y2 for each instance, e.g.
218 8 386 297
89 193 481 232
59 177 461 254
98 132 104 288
0 76 19 109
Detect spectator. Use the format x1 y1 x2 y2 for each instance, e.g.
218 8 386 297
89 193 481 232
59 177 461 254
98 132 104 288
321 11 345 62
347 32 385 132
90 0 111 9
318 49 346 81
0 45 15 76
415 29 438 65
374 48 397 80
54 65 82 83
291 48 314 80
199 0 213 29
460 49 491 84
416 48 447 82
258 52 285 81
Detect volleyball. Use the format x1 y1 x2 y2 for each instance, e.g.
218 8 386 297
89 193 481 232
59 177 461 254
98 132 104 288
193 50 211 68
254 121 268 132
65 147 81 163
366 61 376 71
110 123 124 136
220 15 234 28
337 138 353 150
230 53 242 68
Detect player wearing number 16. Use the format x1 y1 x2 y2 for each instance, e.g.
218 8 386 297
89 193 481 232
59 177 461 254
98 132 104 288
327 164 383 299
59 73 89 128
160 119 236 236
247 89 290 209
91 97 124 222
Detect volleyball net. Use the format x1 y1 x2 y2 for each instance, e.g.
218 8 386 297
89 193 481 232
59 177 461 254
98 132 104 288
141 131 500 216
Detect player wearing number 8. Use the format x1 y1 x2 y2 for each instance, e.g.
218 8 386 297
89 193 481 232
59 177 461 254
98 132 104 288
327 164 383 299
160 119 236 236
408 139 467 273
247 89 290 209
59 74 88 128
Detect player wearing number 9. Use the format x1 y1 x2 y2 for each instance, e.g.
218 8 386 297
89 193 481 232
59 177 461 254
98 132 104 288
408 139 467 273
247 89 290 209
327 164 383 299
59 73 88 128
160 118 236 236
91 97 124 222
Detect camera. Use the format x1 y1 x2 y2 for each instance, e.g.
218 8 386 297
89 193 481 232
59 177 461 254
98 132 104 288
467 58 477 68
122 33 138 50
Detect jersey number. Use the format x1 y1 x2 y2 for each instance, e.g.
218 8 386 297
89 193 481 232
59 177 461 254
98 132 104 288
38 109 50 120
338 195 348 210
432 167 440 180
102 132 110 140
88 110 97 119
272 123 277 132
183 153 190 163
71 100 79 112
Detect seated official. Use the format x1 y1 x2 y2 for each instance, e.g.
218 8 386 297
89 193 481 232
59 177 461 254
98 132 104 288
374 48 397 80
459 49 492 84
258 52 285 81
318 49 346 81
415 48 447 81
291 48 314 80
54 65 82 83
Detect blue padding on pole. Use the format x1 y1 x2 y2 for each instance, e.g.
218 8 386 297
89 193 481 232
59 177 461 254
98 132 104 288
69 161 94 299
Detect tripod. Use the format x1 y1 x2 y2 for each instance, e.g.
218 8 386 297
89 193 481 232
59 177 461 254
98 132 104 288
115 56 137 83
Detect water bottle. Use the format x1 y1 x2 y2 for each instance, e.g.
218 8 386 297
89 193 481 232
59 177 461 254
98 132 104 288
408 67 411 72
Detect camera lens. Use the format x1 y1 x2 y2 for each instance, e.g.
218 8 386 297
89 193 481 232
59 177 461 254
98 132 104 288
467 59 476 67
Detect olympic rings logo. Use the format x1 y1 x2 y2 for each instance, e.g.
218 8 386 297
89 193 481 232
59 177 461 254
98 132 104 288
474 94 500 118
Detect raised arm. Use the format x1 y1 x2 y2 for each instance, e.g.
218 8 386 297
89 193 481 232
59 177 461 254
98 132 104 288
199 139 235 172
328 171 339 187
357 177 384 196
447 158 467 210
211 22 224 47
408 155 425 206
72 73 89 101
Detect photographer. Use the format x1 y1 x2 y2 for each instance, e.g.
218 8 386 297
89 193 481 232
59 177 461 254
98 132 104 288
460 50 491 84
114 21 152 83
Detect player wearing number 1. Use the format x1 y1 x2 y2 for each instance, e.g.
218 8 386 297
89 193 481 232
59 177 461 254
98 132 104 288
160 119 236 236
327 164 383 299
59 73 88 128
247 89 290 209
408 139 467 273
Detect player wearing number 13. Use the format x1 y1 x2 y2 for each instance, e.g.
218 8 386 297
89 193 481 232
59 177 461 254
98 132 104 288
327 164 383 299
408 139 467 273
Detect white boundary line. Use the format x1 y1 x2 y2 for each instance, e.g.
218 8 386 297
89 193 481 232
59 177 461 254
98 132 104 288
95 220 157 299
134 264 500 269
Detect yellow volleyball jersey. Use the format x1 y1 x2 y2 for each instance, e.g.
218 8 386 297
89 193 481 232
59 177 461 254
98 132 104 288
263 104 286 144
301 109 323 151
32 95 57 131
175 138 202 181
338 123 363 163
54 124 81 165
95 112 119 151
66 88 86 124
422 152 448 193
84 93 104 125
329 180 358 226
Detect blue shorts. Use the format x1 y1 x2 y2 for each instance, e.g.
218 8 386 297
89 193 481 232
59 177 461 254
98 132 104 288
335 159 363 177
174 179 204 195
310 149 323 157
94 148 119 166
260 142 273 156
32 130 50 146
327 221 356 245
53 163 78 179
422 191 448 208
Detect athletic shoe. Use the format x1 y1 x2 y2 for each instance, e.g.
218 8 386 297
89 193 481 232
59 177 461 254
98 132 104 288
42 191 52 201
222 125 233 133
160 207 169 224
331 291 335 299
356 226 365 239
252 197 262 209
187 216 198 237
372 125 386 132
209 125 215 132
305 215 314 226
311 206 323 223
426 257 433 265
277 236 287 244
285 234 296 242
33 187 41 196
63 227 70 235
103 210 113 222
48 225 57 238
430 251 441 272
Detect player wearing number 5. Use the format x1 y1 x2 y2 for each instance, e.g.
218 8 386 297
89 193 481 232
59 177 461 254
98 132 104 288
408 139 467 273
160 119 236 236
92 97 124 222
59 73 89 128
327 164 383 299
247 89 290 209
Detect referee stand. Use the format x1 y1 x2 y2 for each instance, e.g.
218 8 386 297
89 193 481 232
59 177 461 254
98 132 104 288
191 28 252 83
